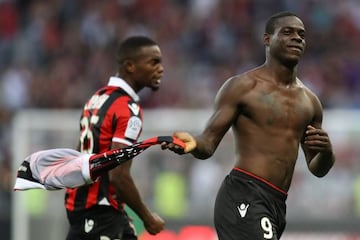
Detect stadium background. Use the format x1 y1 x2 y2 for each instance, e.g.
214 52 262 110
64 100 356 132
0 0 359 239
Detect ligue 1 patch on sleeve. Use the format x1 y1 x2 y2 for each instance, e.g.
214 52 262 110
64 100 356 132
125 116 142 140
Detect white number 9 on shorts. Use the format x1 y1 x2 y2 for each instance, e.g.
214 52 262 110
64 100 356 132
261 216 274 239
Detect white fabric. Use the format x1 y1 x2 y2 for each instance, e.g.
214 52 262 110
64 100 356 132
108 76 139 101
14 148 93 191
14 177 46 190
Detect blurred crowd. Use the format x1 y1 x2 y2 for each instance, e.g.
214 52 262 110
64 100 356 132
1 0 360 236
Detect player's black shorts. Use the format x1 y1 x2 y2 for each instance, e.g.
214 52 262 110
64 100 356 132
214 168 287 240
66 206 137 240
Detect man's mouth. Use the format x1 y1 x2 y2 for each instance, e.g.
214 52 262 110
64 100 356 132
287 45 303 52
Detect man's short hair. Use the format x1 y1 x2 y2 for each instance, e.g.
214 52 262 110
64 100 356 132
116 36 158 65
265 11 300 34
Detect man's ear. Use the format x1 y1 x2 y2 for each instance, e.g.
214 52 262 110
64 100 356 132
263 33 270 46
124 60 135 73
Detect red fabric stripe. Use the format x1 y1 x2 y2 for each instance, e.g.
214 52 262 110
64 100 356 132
233 167 288 195
65 188 77 211
85 182 100 208
172 137 186 149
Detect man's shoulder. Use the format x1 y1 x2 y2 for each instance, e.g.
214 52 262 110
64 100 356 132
226 69 259 88
218 73 257 98
229 66 263 82
295 78 318 97
295 78 323 110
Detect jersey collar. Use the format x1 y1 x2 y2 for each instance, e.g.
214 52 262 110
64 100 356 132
108 76 140 101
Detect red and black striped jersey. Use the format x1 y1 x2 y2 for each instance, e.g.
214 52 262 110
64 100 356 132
65 77 143 212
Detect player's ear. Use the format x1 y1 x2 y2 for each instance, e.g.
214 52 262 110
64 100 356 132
263 33 270 46
123 60 136 73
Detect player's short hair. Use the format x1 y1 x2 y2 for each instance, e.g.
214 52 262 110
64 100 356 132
265 11 300 34
116 36 158 65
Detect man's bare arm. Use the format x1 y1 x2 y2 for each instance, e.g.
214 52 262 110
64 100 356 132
302 94 335 177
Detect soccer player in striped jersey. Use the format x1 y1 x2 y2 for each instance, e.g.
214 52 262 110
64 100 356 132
64 36 165 240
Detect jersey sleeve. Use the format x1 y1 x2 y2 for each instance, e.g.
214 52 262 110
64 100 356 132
110 98 143 146
14 148 93 190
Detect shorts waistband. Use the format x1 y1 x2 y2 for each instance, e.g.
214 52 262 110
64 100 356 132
231 167 287 201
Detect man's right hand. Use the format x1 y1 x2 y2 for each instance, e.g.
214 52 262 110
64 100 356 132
161 132 197 154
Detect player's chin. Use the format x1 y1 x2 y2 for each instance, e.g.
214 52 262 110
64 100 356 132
283 57 300 68
150 84 161 91
287 52 303 62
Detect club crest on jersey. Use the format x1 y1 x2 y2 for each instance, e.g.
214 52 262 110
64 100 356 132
125 116 142 140
128 103 140 115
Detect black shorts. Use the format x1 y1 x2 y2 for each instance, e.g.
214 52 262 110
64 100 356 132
66 206 137 240
214 168 287 240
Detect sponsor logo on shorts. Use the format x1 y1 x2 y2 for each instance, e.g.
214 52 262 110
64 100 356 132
237 203 250 218
84 218 94 233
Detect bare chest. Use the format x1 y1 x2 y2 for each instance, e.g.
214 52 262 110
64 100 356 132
241 86 314 131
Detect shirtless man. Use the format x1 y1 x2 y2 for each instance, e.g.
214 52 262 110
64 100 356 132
162 11 335 239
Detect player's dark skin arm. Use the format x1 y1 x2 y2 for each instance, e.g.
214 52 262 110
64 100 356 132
164 76 246 159
190 78 244 160
108 142 164 235
301 97 335 177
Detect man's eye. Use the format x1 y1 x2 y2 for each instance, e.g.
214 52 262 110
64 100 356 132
283 30 291 35
152 60 160 65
